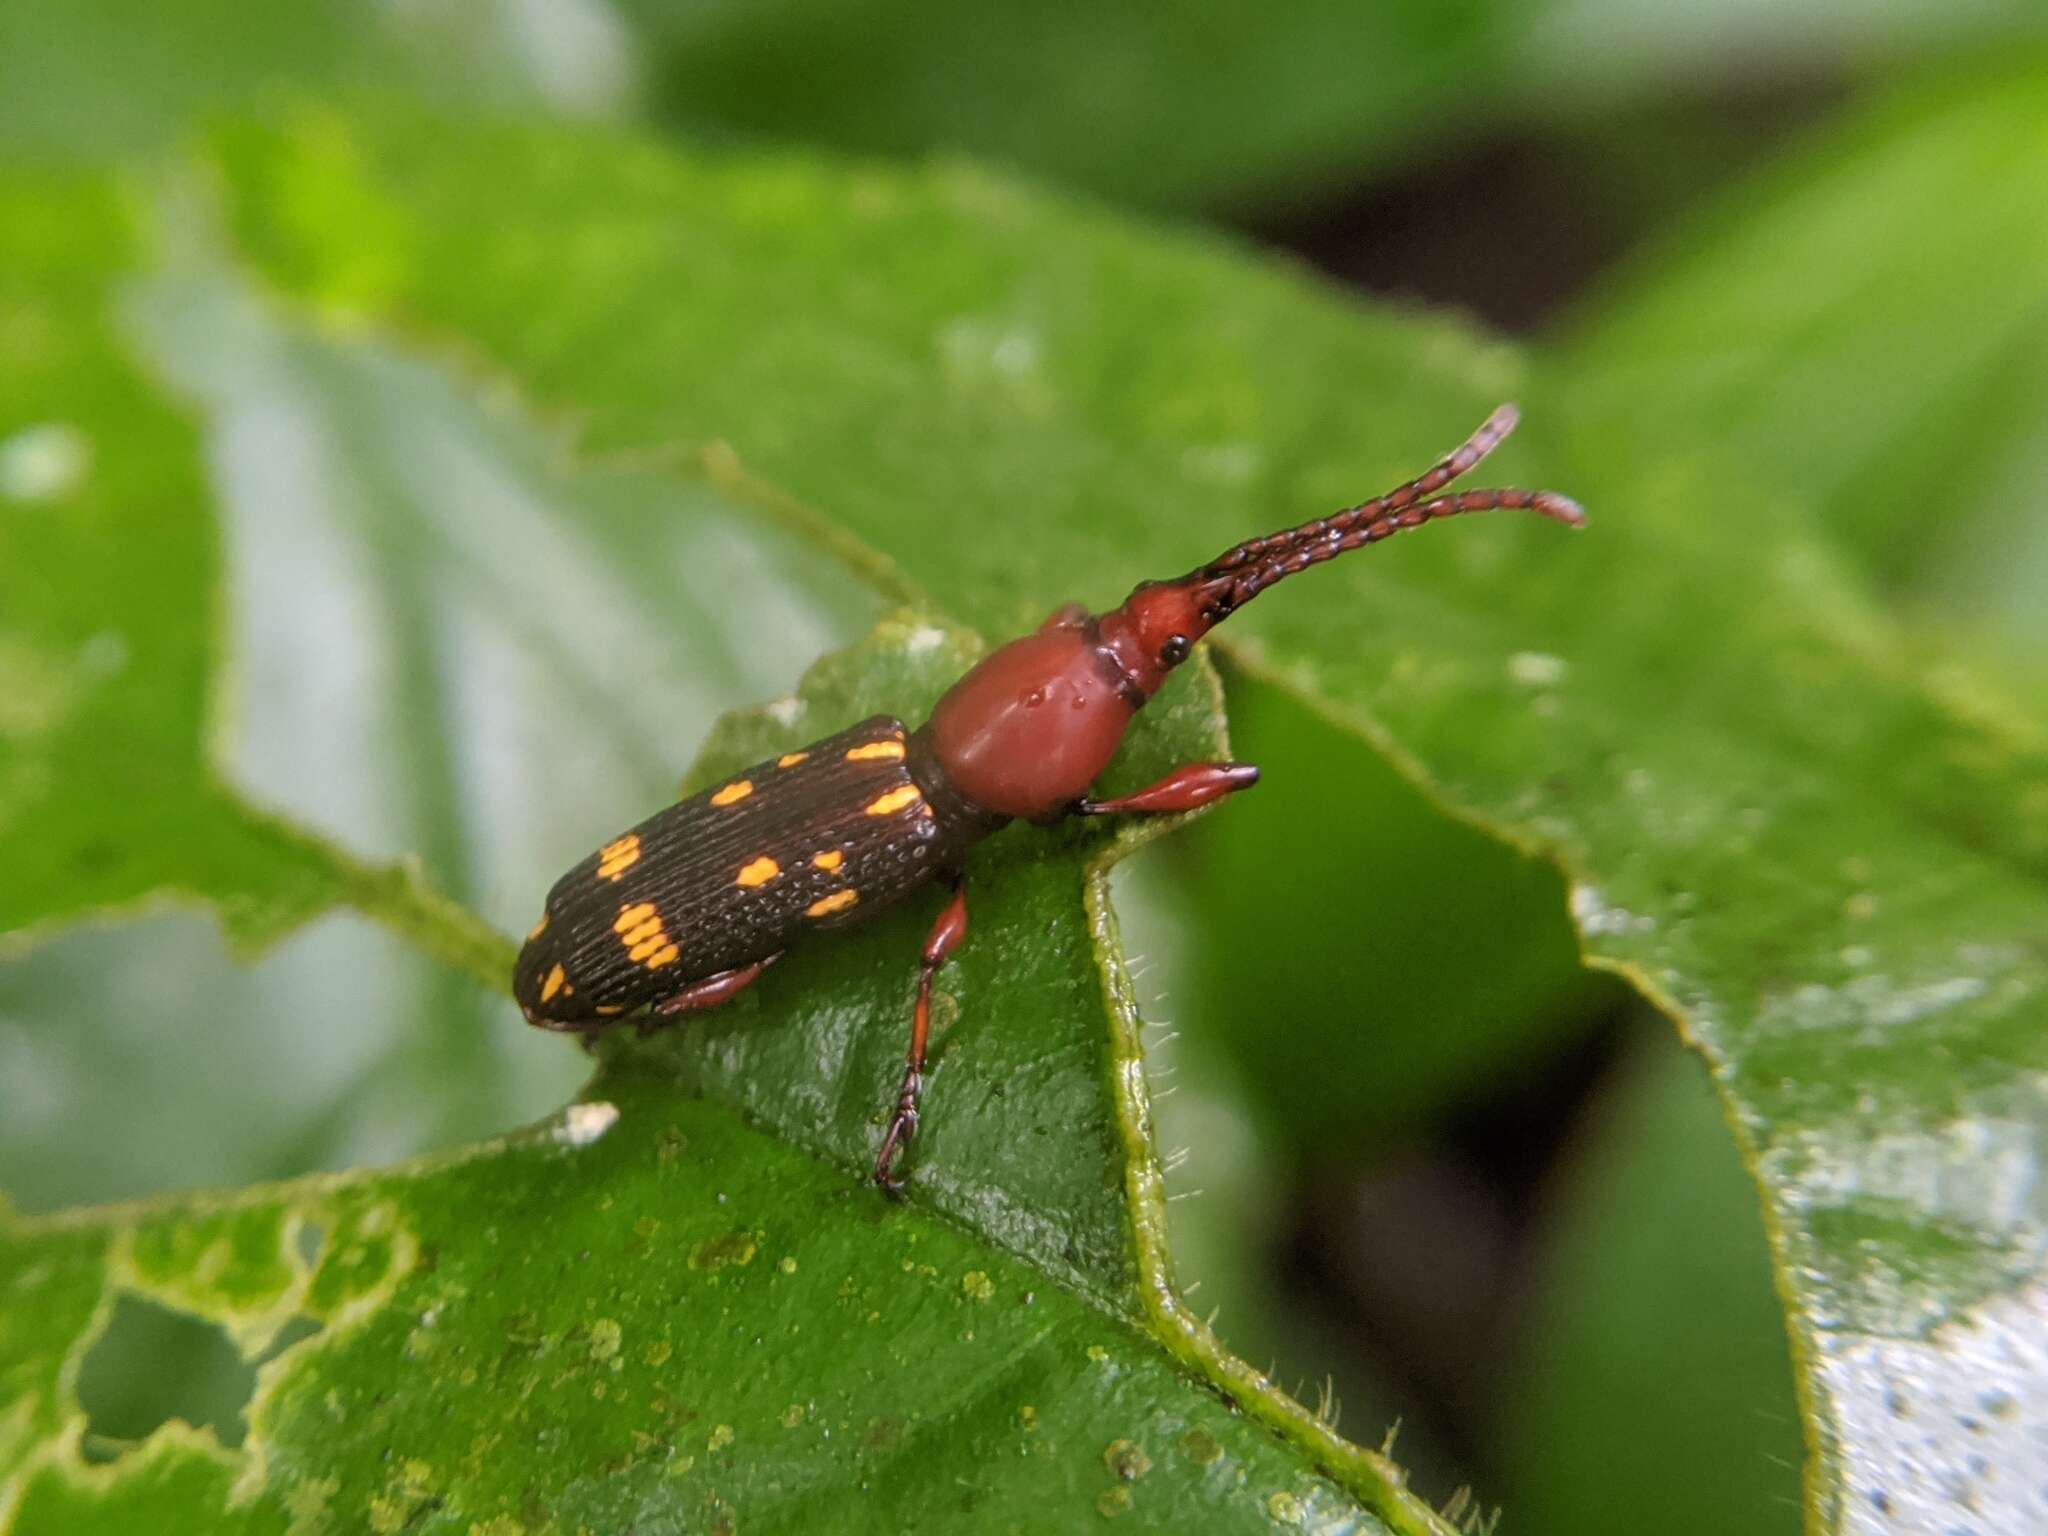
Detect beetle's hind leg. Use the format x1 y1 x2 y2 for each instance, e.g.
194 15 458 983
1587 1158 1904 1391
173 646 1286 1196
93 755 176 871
1074 761 1260 817
639 954 781 1036
874 876 969 1198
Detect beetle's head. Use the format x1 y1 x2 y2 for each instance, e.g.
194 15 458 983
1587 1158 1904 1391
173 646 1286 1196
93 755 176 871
1094 578 1215 699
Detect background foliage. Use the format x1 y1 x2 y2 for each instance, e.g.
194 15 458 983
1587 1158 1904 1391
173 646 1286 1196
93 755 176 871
3 4 2045 1534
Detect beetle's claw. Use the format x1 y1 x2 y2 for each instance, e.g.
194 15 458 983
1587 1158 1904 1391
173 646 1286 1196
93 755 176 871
873 1106 918 1196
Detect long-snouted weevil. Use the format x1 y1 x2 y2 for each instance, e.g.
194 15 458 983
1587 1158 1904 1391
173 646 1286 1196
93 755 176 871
514 405 1584 1194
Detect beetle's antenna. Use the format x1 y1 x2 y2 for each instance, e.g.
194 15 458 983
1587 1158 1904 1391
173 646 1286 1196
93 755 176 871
1186 403 1582 621
1199 404 1529 579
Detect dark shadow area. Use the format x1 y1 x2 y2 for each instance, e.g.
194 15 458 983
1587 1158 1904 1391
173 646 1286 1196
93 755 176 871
1235 80 1847 333
1274 996 1637 1468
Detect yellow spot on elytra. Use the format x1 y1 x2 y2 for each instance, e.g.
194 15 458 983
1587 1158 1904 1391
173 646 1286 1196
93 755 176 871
527 914 548 941
541 964 566 1003
811 850 844 873
806 890 859 918
777 752 808 768
597 1005 625 1016
845 740 907 762
614 900 679 967
710 780 753 807
597 833 641 881
736 855 780 887
865 785 922 816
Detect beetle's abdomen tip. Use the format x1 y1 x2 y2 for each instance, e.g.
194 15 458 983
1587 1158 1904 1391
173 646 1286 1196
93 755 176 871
511 946 581 1026
513 978 550 1029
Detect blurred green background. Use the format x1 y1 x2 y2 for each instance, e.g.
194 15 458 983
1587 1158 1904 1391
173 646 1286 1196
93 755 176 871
5 3 2046 1533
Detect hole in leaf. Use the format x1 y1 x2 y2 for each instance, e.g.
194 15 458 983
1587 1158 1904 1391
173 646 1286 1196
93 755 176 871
267 1314 323 1358
295 1217 325 1271
76 1295 256 1463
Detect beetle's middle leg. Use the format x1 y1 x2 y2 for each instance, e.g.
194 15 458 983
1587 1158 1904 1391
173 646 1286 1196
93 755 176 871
874 876 969 1197
642 953 781 1034
1074 761 1260 817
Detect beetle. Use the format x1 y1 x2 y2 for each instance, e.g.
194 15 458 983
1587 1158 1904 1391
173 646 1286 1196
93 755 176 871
515 404 1583 1193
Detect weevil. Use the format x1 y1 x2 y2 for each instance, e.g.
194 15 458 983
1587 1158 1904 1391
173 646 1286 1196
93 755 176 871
514 404 1583 1193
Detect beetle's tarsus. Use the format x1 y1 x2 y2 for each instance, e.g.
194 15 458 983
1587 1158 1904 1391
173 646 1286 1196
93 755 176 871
871 878 969 1196
872 1076 921 1194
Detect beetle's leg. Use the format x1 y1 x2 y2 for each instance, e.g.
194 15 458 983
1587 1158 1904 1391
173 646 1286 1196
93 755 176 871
875 877 969 1197
1075 762 1260 817
645 953 781 1032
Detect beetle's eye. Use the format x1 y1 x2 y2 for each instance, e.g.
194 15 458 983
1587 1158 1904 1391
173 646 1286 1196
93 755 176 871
1159 635 1192 666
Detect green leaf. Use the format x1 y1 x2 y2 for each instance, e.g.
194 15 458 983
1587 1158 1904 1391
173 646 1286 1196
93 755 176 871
0 167 498 994
8 0 2041 222
620 0 1491 213
197 94 2048 1529
1552 63 2048 641
0 0 635 166
0 913 511 1214
2 1086 1387 1534
1 155 1443 1526
0 169 265 939
1498 1036 1803 1536
2 616 1438 1533
0 163 874 1204
615 0 2045 212
1152 664 1612 1159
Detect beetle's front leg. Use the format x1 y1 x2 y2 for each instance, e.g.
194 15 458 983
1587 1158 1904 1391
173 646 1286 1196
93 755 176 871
874 876 969 1197
1074 761 1260 817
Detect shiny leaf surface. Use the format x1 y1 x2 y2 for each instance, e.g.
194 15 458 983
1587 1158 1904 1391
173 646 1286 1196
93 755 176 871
195 91 2048 1531
0 168 1436 1523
